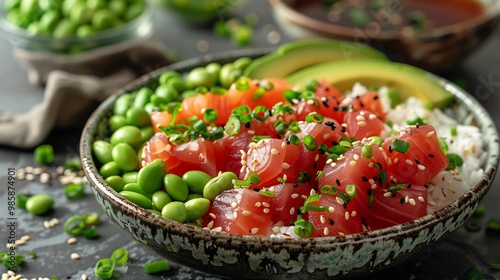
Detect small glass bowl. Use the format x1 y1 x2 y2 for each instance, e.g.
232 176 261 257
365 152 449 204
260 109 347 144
0 2 153 54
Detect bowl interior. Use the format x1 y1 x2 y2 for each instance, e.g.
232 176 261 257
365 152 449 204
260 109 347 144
80 49 499 279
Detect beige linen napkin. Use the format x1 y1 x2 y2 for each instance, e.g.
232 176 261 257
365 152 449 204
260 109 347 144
0 37 172 149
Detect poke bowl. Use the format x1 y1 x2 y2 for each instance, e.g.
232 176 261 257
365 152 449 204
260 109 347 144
80 40 499 279
0 0 153 54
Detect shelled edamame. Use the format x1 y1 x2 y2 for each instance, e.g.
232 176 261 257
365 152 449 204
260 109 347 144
91 57 254 225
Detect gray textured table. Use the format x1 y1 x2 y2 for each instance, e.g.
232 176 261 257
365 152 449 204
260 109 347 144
1 1 500 279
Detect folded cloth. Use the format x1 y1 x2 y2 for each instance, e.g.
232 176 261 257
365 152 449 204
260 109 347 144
0 37 172 149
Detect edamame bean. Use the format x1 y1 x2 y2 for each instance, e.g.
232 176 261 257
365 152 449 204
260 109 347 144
203 171 238 200
205 63 221 85
124 2 144 21
109 115 127 132
25 194 54 215
38 0 62 11
233 57 252 71
111 143 138 172
105 175 125 192
152 191 172 211
184 198 210 223
158 70 181 85
110 125 142 147
150 95 168 107
155 84 179 103
137 159 167 193
126 107 151 127
4 0 21 11
186 67 215 89
182 170 212 194
114 94 133 116
165 77 188 92
109 0 127 17
219 63 241 88
92 9 117 31
99 161 122 178
53 19 76 38
119 191 153 209
122 183 153 199
141 126 154 143
164 174 189 201
70 3 92 25
161 201 186 223
34 144 54 165
38 10 59 33
122 171 138 184
133 87 153 108
92 140 113 165
186 193 203 201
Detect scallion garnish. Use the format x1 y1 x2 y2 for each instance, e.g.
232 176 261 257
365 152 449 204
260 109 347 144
391 139 410 154
251 87 266 101
251 105 270 121
320 185 339 195
235 77 250 91
302 135 317 151
446 153 464 170
406 115 427 125
294 219 314 238
302 90 316 100
304 79 318 91
368 136 383 147
225 116 241 136
274 119 290 134
284 89 302 104
316 170 324 180
338 192 351 206
203 108 218 123
251 135 271 142
345 184 357 198
259 189 275 197
361 145 372 158
438 138 449 154
305 113 324 124
451 127 458 137
296 172 312 183
287 134 301 146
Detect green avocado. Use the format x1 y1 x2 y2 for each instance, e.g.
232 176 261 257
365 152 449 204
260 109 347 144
244 39 387 79
286 59 454 109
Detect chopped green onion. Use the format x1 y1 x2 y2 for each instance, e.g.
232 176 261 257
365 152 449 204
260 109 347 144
192 119 207 133
301 90 316 100
385 120 393 127
302 135 317 151
272 103 295 116
203 108 218 123
210 126 225 140
473 204 485 218
284 89 302 104
251 87 266 101
16 193 31 209
247 173 260 184
345 184 357 198
64 215 86 236
368 136 383 147
294 219 314 237
65 183 85 200
29 251 37 259
234 77 250 91
305 113 324 124
486 217 500 233
387 184 405 195
320 185 339 195
259 189 275 197
252 135 271 142
339 139 353 148
252 105 269 121
277 177 286 183
195 86 208 94
287 135 301 146
111 248 128 265
82 226 99 239
464 266 483 280
144 259 170 274
361 145 372 158
328 144 347 155
378 170 387 184
34 144 55 165
450 127 458 137
95 258 115 279
225 116 241 136
296 172 312 183
338 192 351 206
406 115 427 125
368 189 374 209
274 119 290 134
438 138 449 154
465 221 481 232
259 80 274 91
232 105 251 116
386 88 402 108
446 153 464 170
316 170 324 180
489 263 500 270
305 79 319 91
391 139 410 154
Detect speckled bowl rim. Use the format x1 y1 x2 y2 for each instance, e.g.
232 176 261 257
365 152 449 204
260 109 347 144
268 0 500 41
80 48 499 269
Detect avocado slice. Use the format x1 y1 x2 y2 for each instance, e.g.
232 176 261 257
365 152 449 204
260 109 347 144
286 59 454 109
244 39 387 80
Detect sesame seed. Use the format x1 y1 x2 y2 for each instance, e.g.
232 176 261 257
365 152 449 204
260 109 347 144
418 196 425 202
369 114 377 120
239 165 247 174
356 115 366 121
282 163 291 169
409 198 416 206
81 274 88 280
247 130 256 135
209 213 216 219
255 202 262 207
71 253 81 260
426 131 435 138
301 195 308 200
351 211 357 217
357 121 367 127
271 148 280 155
272 227 281 233
250 227 260 234
371 184 377 189
330 162 337 168
336 197 345 205
240 160 247 166
67 238 77 245
405 159 414 165
328 206 335 213
233 212 238 219
207 221 214 229
383 192 392 197
262 202 271 208
15 240 25 246
241 210 251 216
289 207 295 215
307 99 315 105
394 157 399 163
20 235 30 241
405 196 409 203
291 193 299 199
353 154 360 160
344 212 350 220
310 189 317 196
263 208 270 214
417 164 426 171
281 142 286 148
40 173 50 183
320 215 326 224
323 227 330 236
26 174 35 181
453 177 463 182
349 160 357 166
314 154 320 161
368 162 374 168
326 158 334 165
282 174 288 181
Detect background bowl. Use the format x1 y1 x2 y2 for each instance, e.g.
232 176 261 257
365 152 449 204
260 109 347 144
80 49 499 279
268 0 500 72
0 1 153 54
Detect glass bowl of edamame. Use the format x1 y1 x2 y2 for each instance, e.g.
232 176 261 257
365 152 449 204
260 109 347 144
0 0 153 54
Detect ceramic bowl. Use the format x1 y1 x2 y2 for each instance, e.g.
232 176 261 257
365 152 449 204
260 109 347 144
268 0 500 72
0 1 153 54
80 49 499 279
